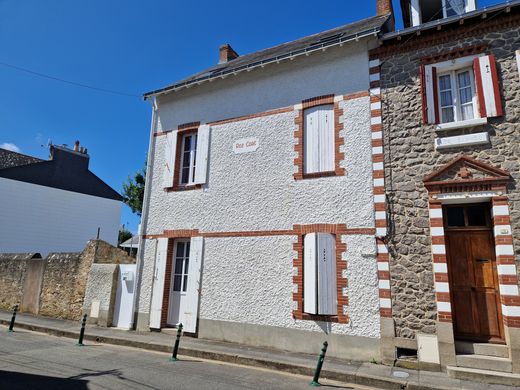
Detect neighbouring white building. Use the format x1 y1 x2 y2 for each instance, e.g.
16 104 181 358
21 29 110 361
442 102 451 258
134 6 394 360
0 142 123 255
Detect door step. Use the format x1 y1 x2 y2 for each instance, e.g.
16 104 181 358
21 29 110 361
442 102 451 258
447 366 520 387
456 354 512 373
455 341 509 358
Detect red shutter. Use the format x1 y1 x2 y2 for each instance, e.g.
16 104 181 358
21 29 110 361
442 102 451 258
431 67 440 124
474 55 503 118
420 65 428 124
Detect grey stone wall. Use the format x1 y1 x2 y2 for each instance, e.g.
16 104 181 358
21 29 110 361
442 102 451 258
377 23 520 338
0 253 41 310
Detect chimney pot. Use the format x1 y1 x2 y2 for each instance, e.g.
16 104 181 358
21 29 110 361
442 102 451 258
74 140 80 152
80 146 85 153
219 44 239 64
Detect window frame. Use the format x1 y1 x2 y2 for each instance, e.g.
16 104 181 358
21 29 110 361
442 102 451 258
178 131 198 186
172 239 191 293
437 66 478 124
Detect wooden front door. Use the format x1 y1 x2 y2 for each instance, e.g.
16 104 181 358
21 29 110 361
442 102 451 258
444 204 504 343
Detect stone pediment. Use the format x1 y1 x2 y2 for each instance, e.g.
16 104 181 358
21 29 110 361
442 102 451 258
423 156 510 192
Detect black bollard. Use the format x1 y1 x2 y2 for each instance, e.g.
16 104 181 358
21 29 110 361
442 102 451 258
77 314 87 346
309 341 328 387
170 323 183 361
8 304 18 332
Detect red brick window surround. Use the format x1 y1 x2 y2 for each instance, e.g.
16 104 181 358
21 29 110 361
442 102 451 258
293 95 345 180
292 224 349 323
167 123 202 192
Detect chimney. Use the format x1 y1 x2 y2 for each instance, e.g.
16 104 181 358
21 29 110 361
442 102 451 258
219 44 239 64
74 140 80 152
376 0 395 32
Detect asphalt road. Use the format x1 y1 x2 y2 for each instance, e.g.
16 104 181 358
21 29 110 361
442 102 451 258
0 327 375 390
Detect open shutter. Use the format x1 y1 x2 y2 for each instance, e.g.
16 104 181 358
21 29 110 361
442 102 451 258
303 233 317 314
421 65 439 124
162 131 178 188
318 105 335 172
474 55 503 118
194 125 211 185
149 238 168 329
317 233 337 315
304 107 320 174
516 50 520 80
184 236 204 333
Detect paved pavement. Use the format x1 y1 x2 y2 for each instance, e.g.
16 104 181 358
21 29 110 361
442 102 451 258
0 328 371 390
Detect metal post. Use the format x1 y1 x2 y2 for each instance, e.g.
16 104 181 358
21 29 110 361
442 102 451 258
77 314 87 346
170 323 183 361
8 304 18 332
309 341 328 387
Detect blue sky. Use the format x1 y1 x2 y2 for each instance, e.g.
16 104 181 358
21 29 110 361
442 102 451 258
0 0 504 233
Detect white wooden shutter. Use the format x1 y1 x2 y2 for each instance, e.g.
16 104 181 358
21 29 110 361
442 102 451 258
304 107 320 174
194 125 211 185
184 236 204 333
162 131 178 188
318 105 335 172
149 238 168 329
516 50 520 80
474 55 503 118
422 65 439 124
303 233 317 314
317 233 337 315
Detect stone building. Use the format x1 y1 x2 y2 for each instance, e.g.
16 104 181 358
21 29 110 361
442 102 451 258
371 0 520 382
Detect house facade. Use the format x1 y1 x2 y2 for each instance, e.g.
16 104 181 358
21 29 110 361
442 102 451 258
0 142 122 255
135 9 394 360
371 0 520 378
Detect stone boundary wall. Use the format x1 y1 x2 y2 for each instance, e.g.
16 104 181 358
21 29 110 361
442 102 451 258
0 240 135 321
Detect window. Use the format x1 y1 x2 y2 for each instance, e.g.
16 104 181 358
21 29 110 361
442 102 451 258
443 0 467 18
303 233 337 315
173 240 190 292
179 133 198 185
444 204 490 228
421 54 503 126
304 105 334 174
410 0 476 27
438 68 476 124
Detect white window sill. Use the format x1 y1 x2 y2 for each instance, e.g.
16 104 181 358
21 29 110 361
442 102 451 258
435 118 487 131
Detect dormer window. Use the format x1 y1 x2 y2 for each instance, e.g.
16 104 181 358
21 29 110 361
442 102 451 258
408 0 476 27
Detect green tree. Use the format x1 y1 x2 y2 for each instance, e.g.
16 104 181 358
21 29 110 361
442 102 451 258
118 228 133 245
123 163 146 216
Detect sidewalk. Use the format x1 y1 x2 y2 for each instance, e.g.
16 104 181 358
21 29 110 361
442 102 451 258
0 311 512 390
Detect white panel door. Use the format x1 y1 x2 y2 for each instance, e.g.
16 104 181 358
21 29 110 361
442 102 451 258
149 238 168 329
184 236 204 333
303 233 317 314
112 264 137 329
167 239 191 326
304 107 320 174
317 233 337 315
318 105 334 172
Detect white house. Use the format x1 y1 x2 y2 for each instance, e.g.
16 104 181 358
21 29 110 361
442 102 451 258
0 142 123 255
134 5 394 361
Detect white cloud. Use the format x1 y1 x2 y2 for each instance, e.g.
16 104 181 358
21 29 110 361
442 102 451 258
0 143 21 153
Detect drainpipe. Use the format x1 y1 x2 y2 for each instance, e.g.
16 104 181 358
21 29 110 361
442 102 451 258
130 96 158 330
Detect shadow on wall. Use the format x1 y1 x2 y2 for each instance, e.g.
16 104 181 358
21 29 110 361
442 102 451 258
0 240 136 321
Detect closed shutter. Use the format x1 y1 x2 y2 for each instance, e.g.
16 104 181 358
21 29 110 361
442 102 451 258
162 130 178 188
184 236 204 333
194 125 211 185
149 238 169 329
304 107 320 174
303 233 317 314
317 233 337 315
318 105 335 172
421 65 439 124
474 55 503 118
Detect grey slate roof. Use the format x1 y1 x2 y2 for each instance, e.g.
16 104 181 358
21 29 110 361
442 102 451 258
144 14 390 98
0 148 44 170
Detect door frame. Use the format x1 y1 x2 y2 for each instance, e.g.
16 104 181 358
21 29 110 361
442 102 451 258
442 203 504 343
166 239 190 326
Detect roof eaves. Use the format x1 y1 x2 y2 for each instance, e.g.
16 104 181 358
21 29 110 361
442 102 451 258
143 22 385 99
383 0 520 40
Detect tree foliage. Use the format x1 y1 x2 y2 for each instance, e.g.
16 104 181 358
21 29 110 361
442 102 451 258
123 163 146 216
118 229 133 245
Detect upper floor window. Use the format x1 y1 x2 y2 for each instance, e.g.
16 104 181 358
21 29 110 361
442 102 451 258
180 132 198 185
409 0 476 27
420 54 503 128
303 104 334 174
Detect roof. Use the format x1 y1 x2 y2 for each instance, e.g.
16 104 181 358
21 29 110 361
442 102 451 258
0 146 123 202
0 148 44 169
384 0 520 40
143 14 391 98
119 236 139 248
